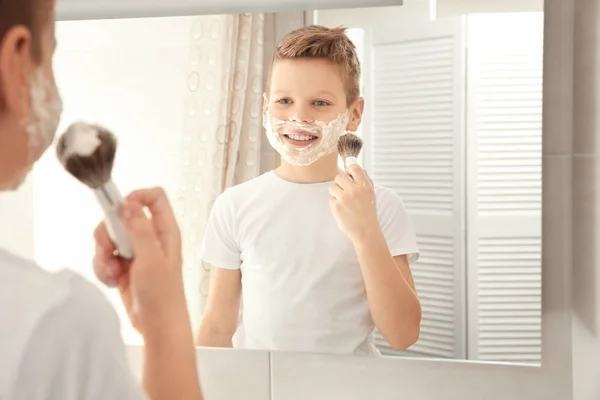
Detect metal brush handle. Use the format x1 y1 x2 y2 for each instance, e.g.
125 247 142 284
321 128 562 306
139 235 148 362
93 180 134 259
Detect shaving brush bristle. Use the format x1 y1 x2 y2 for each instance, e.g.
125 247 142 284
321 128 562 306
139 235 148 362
337 132 363 160
57 122 134 259
56 122 117 189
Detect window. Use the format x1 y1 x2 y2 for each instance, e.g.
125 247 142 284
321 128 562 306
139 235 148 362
32 16 194 344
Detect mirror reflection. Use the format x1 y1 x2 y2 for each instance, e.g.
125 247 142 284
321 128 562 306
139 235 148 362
23 1 543 365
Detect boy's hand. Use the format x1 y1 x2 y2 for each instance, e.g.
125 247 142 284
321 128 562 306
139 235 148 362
328 165 380 243
92 187 187 336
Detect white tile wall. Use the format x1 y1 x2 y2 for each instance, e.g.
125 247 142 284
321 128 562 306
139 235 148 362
570 0 600 397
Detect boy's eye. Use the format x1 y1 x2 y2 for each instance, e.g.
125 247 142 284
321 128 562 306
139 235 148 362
277 98 292 105
313 100 329 107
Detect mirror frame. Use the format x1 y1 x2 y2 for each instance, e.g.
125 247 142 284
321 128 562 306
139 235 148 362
55 0 403 20
56 0 583 398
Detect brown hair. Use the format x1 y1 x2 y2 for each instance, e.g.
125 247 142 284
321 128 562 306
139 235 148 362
0 0 50 62
269 25 361 105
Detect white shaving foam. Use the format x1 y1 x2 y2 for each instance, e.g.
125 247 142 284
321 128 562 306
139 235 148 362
263 109 350 166
58 122 103 164
2 68 63 191
23 68 63 161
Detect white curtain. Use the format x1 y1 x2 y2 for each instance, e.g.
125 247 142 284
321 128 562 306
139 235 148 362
176 13 266 331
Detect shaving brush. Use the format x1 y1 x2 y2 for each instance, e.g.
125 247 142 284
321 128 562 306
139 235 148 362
337 132 363 168
56 122 134 259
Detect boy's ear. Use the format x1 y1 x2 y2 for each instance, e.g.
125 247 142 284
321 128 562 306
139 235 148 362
346 97 365 132
0 26 34 118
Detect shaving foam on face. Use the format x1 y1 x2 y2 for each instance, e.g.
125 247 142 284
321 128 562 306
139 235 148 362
2 68 63 190
22 68 63 162
263 110 350 166
57 122 103 165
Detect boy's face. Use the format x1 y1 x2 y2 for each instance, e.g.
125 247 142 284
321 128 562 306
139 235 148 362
0 0 62 190
264 58 364 150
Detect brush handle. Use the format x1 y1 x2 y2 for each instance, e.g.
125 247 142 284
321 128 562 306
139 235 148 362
344 156 359 168
93 180 134 259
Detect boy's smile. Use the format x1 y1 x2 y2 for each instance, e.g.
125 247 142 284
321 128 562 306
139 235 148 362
282 128 319 147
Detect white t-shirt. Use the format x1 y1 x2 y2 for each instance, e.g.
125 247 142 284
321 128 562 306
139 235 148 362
0 249 145 399
199 171 419 356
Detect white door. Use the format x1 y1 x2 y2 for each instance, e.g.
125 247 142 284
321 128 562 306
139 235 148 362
465 12 543 364
315 6 543 363
316 5 468 359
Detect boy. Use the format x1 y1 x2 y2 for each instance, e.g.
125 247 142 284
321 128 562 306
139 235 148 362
0 0 202 398
196 25 421 356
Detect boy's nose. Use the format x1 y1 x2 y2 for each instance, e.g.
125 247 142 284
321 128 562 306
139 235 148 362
289 106 313 123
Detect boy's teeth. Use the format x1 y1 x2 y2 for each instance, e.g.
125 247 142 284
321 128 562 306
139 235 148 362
288 134 316 141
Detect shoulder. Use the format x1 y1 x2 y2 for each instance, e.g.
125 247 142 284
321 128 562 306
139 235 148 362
223 172 275 198
0 249 110 324
30 270 122 355
371 187 420 261
373 185 407 211
373 184 413 228
0 249 123 394
0 248 116 323
24 271 121 355
213 171 277 210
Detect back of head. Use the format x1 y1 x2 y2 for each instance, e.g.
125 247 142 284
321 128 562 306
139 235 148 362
270 25 361 105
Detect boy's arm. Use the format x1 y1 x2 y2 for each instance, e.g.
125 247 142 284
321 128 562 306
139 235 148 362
330 166 421 351
353 233 422 351
196 266 242 347
196 191 243 347
143 293 203 400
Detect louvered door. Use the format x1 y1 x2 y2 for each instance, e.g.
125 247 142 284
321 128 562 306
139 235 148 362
369 18 467 359
465 13 543 364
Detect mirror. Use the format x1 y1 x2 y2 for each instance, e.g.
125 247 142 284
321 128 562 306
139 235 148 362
307 5 544 365
22 0 543 367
